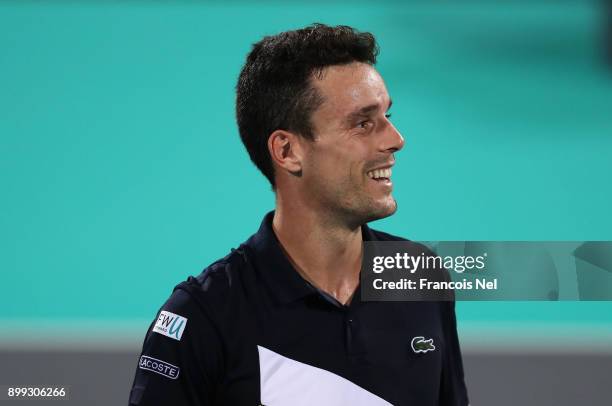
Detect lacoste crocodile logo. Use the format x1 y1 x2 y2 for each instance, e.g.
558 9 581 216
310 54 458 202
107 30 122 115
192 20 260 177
411 336 436 353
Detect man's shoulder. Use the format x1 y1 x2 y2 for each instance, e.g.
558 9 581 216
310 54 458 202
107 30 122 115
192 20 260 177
182 246 251 298
162 246 253 320
194 247 250 287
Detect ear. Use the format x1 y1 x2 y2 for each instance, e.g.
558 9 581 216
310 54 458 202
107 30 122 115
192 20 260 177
267 130 304 175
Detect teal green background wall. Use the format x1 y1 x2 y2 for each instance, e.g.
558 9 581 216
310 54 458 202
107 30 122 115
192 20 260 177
1 1 611 342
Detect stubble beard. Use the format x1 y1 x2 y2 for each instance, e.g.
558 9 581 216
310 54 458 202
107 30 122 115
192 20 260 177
316 177 398 230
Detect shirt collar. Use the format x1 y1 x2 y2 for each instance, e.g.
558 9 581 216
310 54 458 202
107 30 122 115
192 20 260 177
245 211 377 305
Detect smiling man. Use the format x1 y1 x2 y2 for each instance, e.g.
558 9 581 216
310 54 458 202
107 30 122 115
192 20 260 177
129 24 469 406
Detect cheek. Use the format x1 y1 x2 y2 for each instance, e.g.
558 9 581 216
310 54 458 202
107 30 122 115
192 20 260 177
315 158 362 185
305 142 366 185
305 148 339 174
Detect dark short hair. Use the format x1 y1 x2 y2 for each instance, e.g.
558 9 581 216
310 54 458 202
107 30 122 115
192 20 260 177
236 23 379 187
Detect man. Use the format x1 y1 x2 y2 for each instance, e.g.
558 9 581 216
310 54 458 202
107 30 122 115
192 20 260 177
128 24 469 406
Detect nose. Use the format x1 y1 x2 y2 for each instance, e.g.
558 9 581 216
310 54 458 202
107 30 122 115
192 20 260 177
381 122 405 153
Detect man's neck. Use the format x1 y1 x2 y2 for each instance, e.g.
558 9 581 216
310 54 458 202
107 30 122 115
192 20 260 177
272 204 363 306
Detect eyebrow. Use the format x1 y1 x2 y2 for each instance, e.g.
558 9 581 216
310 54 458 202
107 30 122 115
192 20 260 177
346 99 393 121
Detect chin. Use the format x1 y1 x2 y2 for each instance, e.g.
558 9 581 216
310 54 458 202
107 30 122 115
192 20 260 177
359 198 398 224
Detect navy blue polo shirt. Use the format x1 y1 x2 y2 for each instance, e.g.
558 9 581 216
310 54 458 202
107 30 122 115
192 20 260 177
128 212 469 405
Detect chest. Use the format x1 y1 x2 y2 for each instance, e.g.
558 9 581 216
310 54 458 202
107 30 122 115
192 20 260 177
217 300 446 405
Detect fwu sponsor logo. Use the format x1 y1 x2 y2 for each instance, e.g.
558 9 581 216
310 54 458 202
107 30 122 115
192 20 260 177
139 355 180 379
153 310 187 341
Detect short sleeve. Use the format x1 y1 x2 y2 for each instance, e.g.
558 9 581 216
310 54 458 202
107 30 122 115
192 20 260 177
128 287 224 405
439 300 470 406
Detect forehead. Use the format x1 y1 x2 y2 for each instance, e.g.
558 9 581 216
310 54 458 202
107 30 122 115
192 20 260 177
311 62 389 119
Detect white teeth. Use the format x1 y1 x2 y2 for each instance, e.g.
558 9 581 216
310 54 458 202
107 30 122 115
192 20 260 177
367 168 392 179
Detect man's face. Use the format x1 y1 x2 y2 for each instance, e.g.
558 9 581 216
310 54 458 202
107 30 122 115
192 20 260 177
299 62 405 227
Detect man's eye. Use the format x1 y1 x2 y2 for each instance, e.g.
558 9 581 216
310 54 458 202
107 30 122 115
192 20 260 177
358 120 372 129
385 113 392 119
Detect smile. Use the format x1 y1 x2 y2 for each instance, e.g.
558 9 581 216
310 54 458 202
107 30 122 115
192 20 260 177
366 167 392 181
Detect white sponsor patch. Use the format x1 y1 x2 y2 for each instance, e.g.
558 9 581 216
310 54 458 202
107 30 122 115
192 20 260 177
139 355 180 379
153 310 187 341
